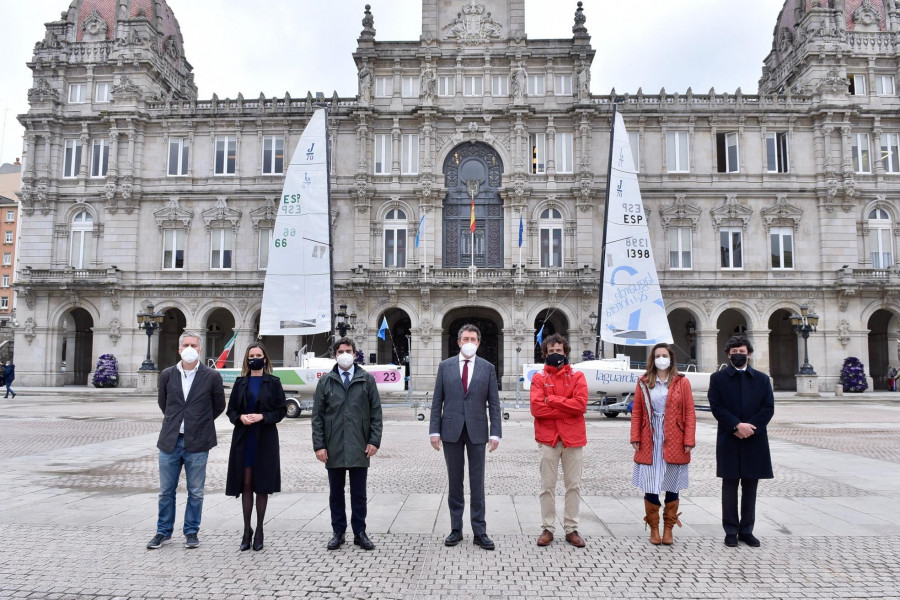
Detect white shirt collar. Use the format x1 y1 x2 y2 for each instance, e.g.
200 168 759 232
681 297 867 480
339 364 355 380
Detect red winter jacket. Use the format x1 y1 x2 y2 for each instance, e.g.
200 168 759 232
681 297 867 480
630 373 696 465
530 363 588 447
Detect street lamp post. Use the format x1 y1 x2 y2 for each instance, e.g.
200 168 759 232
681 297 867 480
789 304 819 375
588 311 600 359
137 303 165 371
335 304 357 338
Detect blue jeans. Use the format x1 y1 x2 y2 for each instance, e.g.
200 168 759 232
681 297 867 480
4 383 13 397
156 435 209 536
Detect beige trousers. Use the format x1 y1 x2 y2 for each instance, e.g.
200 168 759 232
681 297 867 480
538 442 584 534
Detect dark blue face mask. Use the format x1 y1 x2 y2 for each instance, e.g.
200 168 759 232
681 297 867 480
248 357 266 371
546 353 567 368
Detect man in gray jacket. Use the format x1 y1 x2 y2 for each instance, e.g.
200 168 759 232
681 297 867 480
147 330 225 550
312 337 383 551
430 324 502 550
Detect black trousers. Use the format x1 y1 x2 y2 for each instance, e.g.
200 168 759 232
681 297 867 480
327 467 368 536
721 477 758 535
442 425 487 535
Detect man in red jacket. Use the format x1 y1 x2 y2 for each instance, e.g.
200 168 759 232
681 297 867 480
530 333 589 547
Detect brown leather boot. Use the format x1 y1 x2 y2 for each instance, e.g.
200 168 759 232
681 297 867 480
643 499 661 545
662 500 683 545
537 529 553 546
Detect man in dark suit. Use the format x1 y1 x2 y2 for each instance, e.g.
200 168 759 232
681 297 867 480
430 324 502 550
147 330 225 550
708 335 774 548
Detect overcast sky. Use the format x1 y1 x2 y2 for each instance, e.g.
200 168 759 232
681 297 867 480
0 0 785 165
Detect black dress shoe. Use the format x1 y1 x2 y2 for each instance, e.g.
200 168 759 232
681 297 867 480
738 533 760 547
724 534 738 547
473 533 495 550
354 532 375 550
240 528 253 552
327 533 345 550
252 530 264 551
444 530 463 546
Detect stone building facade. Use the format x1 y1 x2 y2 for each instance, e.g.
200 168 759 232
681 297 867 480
13 0 900 392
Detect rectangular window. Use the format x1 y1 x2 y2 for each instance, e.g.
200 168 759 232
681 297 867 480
540 228 562 268
70 230 91 269
766 132 790 173
850 74 868 96
716 132 739 173
374 134 391 174
530 133 546 174
852 133 872 173
666 131 689 173
401 76 419 98
1 275 8 287
5 211 13 223
881 133 900 173
95 82 111 103
167 138 190 176
4 232 12 244
384 229 407 268
463 76 483 96
90 140 109 178
210 228 233 269
68 83 86 104
555 132 574 174
2 253 10 266
876 75 896 96
0 298 8 310
258 228 272 270
262 136 285 175
720 228 743 269
555 74 573 95
162 229 184 269
527 75 545 96
770 227 794 269
870 228 893 268
401 134 419 175
628 131 640 172
63 139 83 178
374 76 391 98
491 75 508 97
215 136 236 175
669 227 692 269
438 76 455 97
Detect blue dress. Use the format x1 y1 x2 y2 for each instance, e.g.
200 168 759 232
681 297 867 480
243 376 263 468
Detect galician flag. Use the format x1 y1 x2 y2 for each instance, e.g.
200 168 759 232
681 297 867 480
518 213 524 247
377 316 389 340
215 331 239 368
415 213 425 248
470 196 476 233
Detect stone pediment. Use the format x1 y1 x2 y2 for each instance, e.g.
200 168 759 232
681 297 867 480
659 195 702 231
202 197 242 231
27 78 60 103
761 195 803 232
154 197 193 230
250 198 278 230
711 195 753 229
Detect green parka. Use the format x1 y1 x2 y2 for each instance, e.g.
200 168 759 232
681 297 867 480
311 364 383 469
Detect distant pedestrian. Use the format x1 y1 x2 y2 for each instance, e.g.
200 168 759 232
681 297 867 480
147 331 225 550
3 361 15 398
225 342 287 552
708 336 774 548
630 343 696 545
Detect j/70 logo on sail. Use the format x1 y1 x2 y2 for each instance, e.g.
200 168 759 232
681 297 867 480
306 143 315 160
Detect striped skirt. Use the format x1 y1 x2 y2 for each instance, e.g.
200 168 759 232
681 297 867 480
632 412 690 494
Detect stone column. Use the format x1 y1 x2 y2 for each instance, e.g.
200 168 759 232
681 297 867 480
695 329 719 374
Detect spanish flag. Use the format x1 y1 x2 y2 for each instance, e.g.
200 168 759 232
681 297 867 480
469 196 476 233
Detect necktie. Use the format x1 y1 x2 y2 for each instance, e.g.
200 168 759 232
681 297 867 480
342 371 350 389
462 360 469 394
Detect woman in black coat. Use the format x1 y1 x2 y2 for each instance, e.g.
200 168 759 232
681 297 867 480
225 343 287 551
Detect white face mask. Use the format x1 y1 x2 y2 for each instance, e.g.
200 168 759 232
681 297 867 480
460 342 478 358
180 346 200 364
336 353 355 369
654 356 671 371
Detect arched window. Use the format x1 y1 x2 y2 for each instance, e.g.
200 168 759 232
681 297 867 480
868 208 893 268
70 211 93 269
384 209 407 268
539 207 563 268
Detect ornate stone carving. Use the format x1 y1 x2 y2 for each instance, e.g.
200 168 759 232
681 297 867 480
111 75 142 99
250 198 278 231
572 1 588 35
710 195 753 229
837 319 851 348
443 2 502 44
515 288 525 312
660 195 702 232
512 63 527 104
81 9 108 42
421 65 437 103
27 78 60 103
421 288 430 312
853 0 880 28
202 197 242 231
761 195 803 233
154 197 193 230
237 299 249 316
105 287 120 311
360 4 376 39
108 318 122 345
358 62 372 103
576 62 591 102
24 318 36 344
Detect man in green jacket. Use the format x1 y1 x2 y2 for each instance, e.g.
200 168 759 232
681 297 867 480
312 337 383 551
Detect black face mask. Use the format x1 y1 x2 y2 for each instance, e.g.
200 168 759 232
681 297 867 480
546 353 567 368
248 357 266 371
729 354 748 369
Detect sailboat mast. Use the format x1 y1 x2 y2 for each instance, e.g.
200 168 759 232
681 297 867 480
324 106 336 346
595 102 618 359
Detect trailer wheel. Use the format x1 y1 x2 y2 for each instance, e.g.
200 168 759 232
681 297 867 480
503 412 510 420
417 413 425 421
603 412 619 418
285 399 301 419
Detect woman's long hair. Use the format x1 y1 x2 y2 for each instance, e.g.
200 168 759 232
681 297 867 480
643 342 677 389
240 342 274 377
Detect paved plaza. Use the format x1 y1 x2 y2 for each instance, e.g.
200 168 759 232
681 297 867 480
0 391 899 599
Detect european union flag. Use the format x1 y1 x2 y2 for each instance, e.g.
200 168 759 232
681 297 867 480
377 316 388 340
518 213 524 248
415 214 426 248
536 324 544 346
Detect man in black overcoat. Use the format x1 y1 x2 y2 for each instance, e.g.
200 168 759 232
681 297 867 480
707 335 774 548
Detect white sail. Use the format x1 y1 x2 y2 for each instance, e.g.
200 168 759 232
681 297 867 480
599 111 673 346
259 109 331 335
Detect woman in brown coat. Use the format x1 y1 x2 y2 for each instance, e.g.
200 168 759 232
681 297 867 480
630 342 696 545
